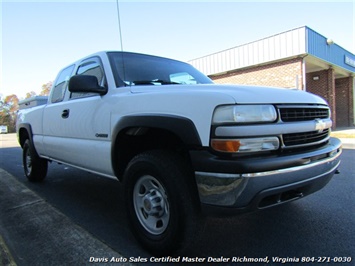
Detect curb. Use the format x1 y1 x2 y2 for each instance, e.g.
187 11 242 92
337 138 355 149
0 168 132 266
0 235 16 266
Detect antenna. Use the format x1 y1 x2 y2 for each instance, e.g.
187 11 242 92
116 0 124 52
116 0 127 85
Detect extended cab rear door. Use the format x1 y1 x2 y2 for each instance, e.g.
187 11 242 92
42 57 114 177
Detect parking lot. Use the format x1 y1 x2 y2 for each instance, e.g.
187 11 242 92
0 133 354 265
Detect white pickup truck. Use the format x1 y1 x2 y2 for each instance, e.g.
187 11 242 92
17 51 342 254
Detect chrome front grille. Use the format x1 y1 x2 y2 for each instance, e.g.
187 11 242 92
283 129 330 147
279 106 329 122
278 105 331 148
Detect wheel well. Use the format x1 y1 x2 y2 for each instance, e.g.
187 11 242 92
19 127 30 148
112 127 194 180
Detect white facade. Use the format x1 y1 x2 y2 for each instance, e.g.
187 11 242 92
189 27 307 76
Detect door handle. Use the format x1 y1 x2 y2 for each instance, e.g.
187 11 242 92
62 109 70 119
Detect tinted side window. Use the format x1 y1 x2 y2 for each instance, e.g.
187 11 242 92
71 59 105 99
51 65 75 103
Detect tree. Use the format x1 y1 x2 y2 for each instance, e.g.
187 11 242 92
40 81 52 96
0 94 19 133
25 91 37 99
23 80 52 99
0 99 11 127
0 80 52 133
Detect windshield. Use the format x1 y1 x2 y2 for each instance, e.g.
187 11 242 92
107 52 213 87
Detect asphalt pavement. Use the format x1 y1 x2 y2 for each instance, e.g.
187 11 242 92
0 130 354 265
0 168 131 266
0 134 131 266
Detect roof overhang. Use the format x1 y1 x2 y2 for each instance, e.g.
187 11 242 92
304 55 354 79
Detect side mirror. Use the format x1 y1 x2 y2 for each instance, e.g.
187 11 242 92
68 75 108 95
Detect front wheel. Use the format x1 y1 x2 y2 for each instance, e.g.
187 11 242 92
23 139 48 182
123 150 202 255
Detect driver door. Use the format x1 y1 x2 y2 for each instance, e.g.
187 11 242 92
43 57 113 176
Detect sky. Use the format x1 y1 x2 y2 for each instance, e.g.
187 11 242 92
1 0 354 99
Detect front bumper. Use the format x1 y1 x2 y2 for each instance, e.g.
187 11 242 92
190 137 342 215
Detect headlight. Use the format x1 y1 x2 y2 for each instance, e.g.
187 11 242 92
213 105 277 124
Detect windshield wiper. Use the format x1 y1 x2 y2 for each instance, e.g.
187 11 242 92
132 79 181 85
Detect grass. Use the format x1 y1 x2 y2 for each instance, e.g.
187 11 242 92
330 132 355 138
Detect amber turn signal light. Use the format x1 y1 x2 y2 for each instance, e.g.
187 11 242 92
211 139 241 153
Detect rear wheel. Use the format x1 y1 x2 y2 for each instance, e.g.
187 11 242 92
123 150 202 255
23 139 48 182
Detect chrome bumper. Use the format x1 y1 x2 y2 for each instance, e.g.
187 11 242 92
194 138 342 212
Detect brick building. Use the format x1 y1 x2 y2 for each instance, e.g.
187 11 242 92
189 26 355 128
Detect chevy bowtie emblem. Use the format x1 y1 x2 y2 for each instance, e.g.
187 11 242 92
315 118 326 133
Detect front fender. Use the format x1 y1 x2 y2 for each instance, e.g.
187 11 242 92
111 114 202 178
113 115 201 145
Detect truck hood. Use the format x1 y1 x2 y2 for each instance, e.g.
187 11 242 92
130 84 328 105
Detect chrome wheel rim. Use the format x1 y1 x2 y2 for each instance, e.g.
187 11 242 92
133 175 170 235
25 149 32 175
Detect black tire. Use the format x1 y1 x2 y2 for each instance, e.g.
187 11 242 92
23 139 48 182
123 150 202 255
